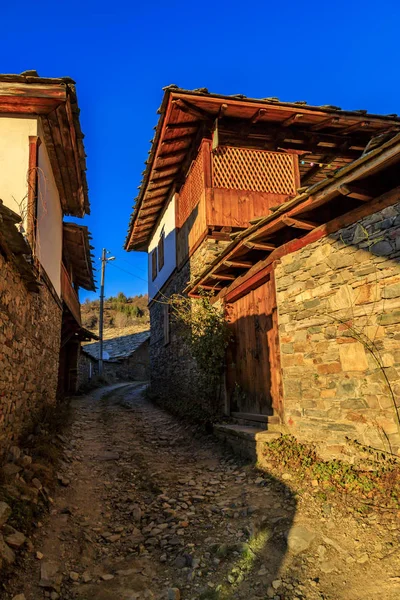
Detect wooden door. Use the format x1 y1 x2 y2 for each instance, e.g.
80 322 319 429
225 269 282 419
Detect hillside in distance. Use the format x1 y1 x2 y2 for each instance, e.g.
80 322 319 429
81 292 149 337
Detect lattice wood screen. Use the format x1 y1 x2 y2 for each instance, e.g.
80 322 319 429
177 145 205 228
212 146 297 195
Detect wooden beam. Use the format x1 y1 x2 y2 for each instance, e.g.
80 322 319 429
162 133 194 145
340 121 370 135
199 284 222 291
40 117 67 212
251 108 267 124
147 184 171 194
158 148 187 159
153 165 179 174
46 109 75 214
301 154 335 185
27 136 40 248
223 259 253 269
338 183 374 201
282 113 304 127
218 103 228 118
149 174 174 185
244 241 276 251
166 121 203 131
209 273 235 281
282 215 318 230
310 116 340 131
172 98 212 120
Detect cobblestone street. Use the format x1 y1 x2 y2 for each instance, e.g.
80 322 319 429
7 384 400 600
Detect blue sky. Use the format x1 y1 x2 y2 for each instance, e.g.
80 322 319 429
2 1 399 301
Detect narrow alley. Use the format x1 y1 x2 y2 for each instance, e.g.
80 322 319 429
6 385 399 600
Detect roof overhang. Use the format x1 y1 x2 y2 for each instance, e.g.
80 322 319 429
125 86 400 251
63 222 96 291
0 71 89 218
186 132 400 299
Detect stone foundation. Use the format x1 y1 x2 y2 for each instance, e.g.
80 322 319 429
149 238 229 423
275 202 400 456
0 252 62 451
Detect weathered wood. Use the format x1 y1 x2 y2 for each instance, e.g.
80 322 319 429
338 183 374 201
282 113 303 127
27 136 40 247
223 259 253 269
166 121 202 130
162 133 194 145
209 273 235 281
281 215 318 230
46 109 75 214
172 98 212 120
56 105 80 213
310 116 340 131
243 241 275 251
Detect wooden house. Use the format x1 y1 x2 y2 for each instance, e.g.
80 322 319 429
0 71 95 450
126 87 400 457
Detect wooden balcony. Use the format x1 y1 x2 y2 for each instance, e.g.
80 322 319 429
176 139 300 265
61 263 81 325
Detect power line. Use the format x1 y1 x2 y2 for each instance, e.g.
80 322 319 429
108 261 148 286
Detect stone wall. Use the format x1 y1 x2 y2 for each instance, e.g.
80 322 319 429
77 350 96 389
0 251 62 452
78 342 150 389
103 342 150 383
149 238 230 422
275 202 400 456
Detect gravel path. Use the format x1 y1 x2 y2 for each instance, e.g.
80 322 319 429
9 383 400 600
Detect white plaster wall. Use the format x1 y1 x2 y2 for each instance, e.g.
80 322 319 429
36 139 63 297
0 116 38 223
148 194 176 299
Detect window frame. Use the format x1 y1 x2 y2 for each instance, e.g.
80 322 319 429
158 230 165 272
151 248 157 281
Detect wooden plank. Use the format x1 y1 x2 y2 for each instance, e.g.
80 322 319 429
27 136 39 247
281 215 318 230
198 284 223 291
282 113 304 127
46 108 75 214
338 183 374 201
225 265 272 303
56 104 80 213
172 98 212 120
209 273 235 281
162 133 194 145
166 121 202 130
223 259 253 269
64 97 85 211
0 81 67 99
243 241 276 251
40 116 68 213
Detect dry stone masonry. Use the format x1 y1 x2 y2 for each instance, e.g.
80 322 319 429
0 252 62 453
276 202 400 456
149 238 230 422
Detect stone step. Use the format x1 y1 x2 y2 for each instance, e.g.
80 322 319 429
230 412 281 430
213 423 281 462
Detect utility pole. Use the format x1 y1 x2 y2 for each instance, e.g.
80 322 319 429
98 249 115 375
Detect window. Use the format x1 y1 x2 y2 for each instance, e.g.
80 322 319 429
158 231 165 271
163 303 170 346
151 249 157 281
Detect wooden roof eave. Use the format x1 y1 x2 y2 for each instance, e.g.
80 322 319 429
126 87 400 251
63 223 96 291
187 132 400 298
0 77 89 218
